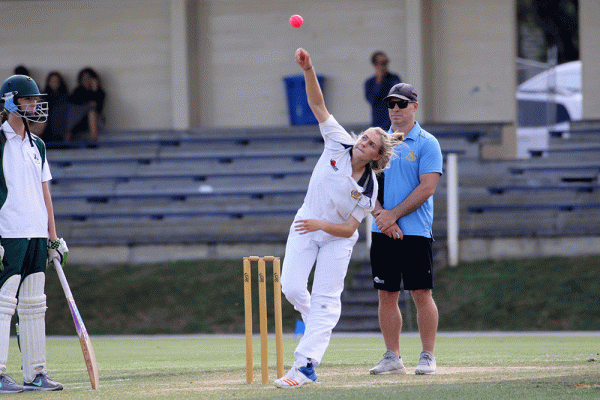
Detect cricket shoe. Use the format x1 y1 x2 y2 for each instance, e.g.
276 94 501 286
369 350 407 375
0 374 25 393
415 350 437 375
24 373 64 391
274 362 317 388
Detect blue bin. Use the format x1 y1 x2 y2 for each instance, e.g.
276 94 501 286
283 74 325 125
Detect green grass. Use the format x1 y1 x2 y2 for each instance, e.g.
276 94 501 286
434 256 600 331
25 255 600 397
41 255 600 335
8 334 599 399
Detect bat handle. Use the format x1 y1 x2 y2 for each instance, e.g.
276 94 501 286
53 258 74 299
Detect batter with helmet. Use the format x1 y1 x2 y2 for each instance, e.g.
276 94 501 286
0 74 67 392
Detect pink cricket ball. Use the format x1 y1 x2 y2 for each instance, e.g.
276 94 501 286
289 14 303 28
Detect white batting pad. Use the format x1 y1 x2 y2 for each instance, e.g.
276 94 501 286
0 275 20 373
17 272 47 382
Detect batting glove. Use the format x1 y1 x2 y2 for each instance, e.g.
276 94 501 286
0 243 4 271
48 238 69 267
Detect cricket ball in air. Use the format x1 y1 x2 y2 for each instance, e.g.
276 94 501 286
289 14 303 28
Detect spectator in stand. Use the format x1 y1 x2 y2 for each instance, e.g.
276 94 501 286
13 65 31 77
66 67 105 142
364 51 401 131
41 72 70 144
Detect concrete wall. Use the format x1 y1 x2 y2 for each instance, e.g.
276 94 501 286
0 0 407 130
2 0 592 149
580 0 600 120
427 0 518 158
0 0 173 130
428 0 516 124
195 0 407 128
0 0 520 131
68 236 600 265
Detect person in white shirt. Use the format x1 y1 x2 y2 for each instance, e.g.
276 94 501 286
274 48 403 389
0 75 68 392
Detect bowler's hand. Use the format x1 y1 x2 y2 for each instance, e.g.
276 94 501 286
294 219 323 234
295 48 312 71
374 209 398 232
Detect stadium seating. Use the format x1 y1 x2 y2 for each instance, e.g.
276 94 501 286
48 123 600 246
462 128 600 238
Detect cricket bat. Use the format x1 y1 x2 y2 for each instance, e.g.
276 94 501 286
53 258 100 390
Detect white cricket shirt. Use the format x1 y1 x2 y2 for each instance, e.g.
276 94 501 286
0 121 52 238
297 115 378 225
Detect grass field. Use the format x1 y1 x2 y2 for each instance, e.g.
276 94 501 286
41 255 600 335
8 333 599 399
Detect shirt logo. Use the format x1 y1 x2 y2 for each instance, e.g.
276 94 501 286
350 190 361 200
330 159 339 171
406 150 416 162
32 153 41 165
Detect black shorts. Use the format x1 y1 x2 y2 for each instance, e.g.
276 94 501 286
370 233 434 292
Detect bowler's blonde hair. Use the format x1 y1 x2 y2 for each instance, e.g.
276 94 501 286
354 127 404 173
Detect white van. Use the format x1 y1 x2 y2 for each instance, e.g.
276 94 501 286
516 60 582 158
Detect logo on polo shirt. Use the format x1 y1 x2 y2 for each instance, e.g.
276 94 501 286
406 150 416 162
350 190 361 200
330 159 338 171
32 153 41 165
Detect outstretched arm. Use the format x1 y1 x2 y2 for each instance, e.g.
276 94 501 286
295 48 329 123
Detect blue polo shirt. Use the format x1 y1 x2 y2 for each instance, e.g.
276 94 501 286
371 121 443 238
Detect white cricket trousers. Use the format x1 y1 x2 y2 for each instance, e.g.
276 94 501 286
280 227 357 367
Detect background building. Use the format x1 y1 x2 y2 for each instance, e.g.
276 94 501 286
2 0 598 158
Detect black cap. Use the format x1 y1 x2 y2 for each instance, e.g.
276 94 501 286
384 83 417 102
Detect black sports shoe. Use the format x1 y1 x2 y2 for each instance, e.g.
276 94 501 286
0 374 25 393
23 373 63 391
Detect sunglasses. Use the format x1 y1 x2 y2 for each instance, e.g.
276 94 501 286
386 99 414 109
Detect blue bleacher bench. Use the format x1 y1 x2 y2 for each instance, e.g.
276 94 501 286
487 184 600 195
468 203 600 213
529 146 600 157
52 188 307 203
55 209 298 222
509 165 600 175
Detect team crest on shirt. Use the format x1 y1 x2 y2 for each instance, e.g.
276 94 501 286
406 150 416 161
350 190 361 200
32 153 41 165
330 159 339 171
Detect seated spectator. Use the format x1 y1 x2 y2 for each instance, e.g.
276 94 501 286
13 64 31 76
41 71 71 144
66 67 105 142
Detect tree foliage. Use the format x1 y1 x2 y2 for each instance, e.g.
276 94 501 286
517 0 579 63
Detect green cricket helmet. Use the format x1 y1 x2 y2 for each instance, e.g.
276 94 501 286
1 74 48 123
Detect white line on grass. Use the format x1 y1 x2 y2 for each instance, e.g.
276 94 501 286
41 331 600 341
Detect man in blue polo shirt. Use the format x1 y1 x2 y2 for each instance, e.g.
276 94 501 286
369 83 443 376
